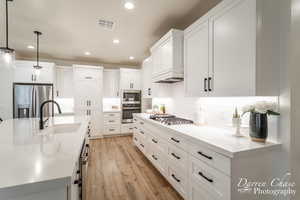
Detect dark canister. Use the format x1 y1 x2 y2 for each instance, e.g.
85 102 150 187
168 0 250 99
249 112 268 143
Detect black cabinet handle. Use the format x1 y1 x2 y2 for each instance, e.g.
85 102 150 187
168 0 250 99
140 144 144 148
208 77 212 92
148 88 151 96
171 137 180 143
140 131 144 135
198 172 213 183
152 155 158 160
134 137 138 141
152 139 158 144
171 153 180 160
197 151 213 160
204 78 208 92
140 122 144 125
171 174 181 183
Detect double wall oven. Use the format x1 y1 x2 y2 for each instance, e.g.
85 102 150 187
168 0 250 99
122 90 141 123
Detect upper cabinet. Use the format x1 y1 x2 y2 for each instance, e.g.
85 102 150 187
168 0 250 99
184 0 280 97
141 57 153 98
103 69 120 97
151 29 184 83
14 60 55 83
120 68 141 90
55 66 74 98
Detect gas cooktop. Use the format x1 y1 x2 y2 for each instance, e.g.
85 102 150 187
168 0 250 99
150 114 194 126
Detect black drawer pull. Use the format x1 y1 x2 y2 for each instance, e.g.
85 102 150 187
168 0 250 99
171 174 181 183
198 172 213 183
108 120 115 123
134 137 138 141
140 144 144 148
140 131 144 134
152 155 158 160
171 137 180 143
197 151 213 160
171 153 180 159
152 139 158 144
140 122 144 125
109 129 115 131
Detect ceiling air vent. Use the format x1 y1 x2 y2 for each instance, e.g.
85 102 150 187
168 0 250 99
98 19 115 30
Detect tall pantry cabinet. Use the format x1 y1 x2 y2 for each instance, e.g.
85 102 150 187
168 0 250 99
73 65 103 138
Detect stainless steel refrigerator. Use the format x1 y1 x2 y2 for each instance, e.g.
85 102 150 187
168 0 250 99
13 83 54 119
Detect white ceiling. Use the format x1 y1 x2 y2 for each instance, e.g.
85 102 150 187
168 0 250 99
0 0 221 66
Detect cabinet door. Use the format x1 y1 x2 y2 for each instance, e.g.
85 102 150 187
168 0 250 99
55 67 73 98
184 20 210 97
210 0 256 96
90 109 103 137
103 70 120 97
142 58 153 98
131 70 141 90
120 69 141 90
152 49 161 78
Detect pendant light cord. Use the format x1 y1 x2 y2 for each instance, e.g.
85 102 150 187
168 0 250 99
6 0 9 48
37 32 39 66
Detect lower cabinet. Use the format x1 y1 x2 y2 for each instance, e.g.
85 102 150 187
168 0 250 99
133 117 229 200
103 112 121 136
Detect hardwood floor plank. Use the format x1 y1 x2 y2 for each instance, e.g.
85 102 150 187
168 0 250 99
86 136 183 200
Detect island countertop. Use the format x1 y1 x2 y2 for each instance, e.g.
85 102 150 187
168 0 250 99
0 116 90 190
134 113 281 158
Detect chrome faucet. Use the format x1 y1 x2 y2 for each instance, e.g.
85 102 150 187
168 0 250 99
39 100 62 130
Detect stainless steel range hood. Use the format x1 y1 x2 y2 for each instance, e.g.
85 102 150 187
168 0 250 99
152 70 184 83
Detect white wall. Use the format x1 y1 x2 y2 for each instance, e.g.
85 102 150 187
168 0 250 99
153 82 279 142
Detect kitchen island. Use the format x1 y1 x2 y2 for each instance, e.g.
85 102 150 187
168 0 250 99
0 116 90 200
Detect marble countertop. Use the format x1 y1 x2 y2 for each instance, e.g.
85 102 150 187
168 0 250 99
0 115 90 190
134 113 281 158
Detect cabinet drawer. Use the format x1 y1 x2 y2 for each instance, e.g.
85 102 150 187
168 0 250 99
189 142 231 176
148 134 168 153
104 112 121 119
103 118 120 125
103 125 121 135
166 133 188 151
190 156 230 200
137 138 148 155
121 124 134 134
168 166 188 199
167 145 188 173
148 147 168 176
190 184 220 200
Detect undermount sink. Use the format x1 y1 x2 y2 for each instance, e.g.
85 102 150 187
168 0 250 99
39 123 81 135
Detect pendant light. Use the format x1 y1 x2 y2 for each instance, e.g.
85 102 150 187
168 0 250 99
33 31 42 78
0 0 15 68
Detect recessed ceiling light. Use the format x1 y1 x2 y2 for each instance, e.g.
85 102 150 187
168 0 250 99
113 39 120 44
124 1 135 10
27 45 35 49
129 56 135 60
85 52 91 56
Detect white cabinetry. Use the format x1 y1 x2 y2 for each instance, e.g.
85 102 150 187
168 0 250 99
133 115 280 200
55 66 74 98
151 29 184 83
103 112 121 135
120 68 141 90
103 69 120 97
184 0 280 96
14 60 55 83
73 65 103 137
141 57 153 98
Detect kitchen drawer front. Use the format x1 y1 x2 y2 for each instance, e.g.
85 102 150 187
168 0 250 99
121 124 135 134
167 133 188 152
167 145 188 173
137 137 148 155
103 118 120 125
133 133 139 146
189 142 231 176
190 183 220 200
190 156 230 200
104 112 121 119
148 146 168 176
168 166 188 199
136 127 147 139
103 125 121 135
148 134 168 153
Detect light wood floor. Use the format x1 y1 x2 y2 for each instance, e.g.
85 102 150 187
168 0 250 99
86 136 183 200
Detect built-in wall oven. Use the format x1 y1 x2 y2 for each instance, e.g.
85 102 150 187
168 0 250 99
122 90 141 123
